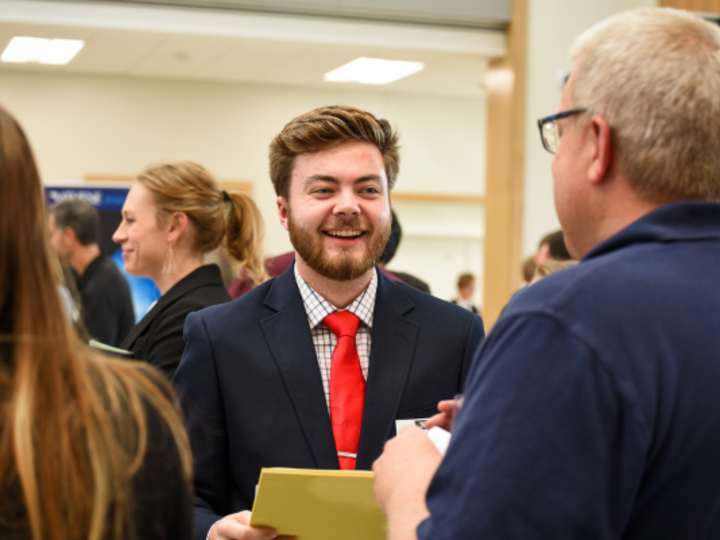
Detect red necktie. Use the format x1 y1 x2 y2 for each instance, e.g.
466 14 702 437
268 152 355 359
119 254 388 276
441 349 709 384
323 311 365 470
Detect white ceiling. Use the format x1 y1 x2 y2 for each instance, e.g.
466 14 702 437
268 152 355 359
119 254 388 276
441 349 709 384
83 0 511 29
0 0 506 96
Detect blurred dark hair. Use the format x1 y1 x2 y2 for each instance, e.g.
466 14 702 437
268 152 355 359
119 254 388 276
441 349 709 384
50 199 100 246
379 210 402 264
540 230 572 261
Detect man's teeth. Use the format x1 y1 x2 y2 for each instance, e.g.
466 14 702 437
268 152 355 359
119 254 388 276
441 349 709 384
328 230 362 237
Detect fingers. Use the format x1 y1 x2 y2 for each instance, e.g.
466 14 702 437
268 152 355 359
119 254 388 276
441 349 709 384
437 399 455 415
211 511 278 540
424 400 456 431
424 412 451 431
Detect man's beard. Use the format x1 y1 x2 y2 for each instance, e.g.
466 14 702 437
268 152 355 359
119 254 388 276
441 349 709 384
288 208 391 282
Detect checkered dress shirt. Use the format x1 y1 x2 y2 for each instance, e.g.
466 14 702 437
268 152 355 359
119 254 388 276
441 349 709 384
294 264 378 411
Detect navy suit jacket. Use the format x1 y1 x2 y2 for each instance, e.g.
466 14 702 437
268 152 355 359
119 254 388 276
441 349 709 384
173 266 485 540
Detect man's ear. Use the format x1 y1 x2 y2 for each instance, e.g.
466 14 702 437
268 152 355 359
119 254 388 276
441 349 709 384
167 212 188 243
588 115 613 185
277 196 289 231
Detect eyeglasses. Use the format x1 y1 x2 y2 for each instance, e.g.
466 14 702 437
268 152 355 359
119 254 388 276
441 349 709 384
537 108 588 154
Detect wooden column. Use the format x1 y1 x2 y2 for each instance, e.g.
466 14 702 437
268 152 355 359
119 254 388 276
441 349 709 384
482 0 527 329
660 0 720 12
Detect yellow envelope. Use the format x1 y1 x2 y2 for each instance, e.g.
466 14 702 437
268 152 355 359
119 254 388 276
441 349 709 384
249 468 387 540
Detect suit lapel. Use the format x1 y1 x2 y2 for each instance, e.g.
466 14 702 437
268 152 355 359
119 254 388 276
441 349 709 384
121 294 165 350
121 265 220 350
261 268 339 469
356 272 418 470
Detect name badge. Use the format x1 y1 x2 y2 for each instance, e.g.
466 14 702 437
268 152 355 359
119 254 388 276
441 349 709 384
395 418 430 433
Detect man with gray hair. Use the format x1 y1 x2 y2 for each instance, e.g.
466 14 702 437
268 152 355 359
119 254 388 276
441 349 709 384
49 199 134 346
374 8 720 540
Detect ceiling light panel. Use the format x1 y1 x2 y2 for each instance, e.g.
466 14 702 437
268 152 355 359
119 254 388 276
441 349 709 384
324 57 424 85
2 37 84 65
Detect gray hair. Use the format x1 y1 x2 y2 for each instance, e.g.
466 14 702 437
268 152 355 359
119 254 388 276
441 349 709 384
570 8 720 202
50 198 100 246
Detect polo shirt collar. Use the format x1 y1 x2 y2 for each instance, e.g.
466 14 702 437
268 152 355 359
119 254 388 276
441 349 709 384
584 201 720 262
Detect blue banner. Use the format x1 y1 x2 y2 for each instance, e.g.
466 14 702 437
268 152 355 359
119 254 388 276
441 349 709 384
45 187 128 211
44 184 161 323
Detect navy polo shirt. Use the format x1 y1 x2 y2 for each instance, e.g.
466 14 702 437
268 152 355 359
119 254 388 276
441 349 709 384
420 201 720 540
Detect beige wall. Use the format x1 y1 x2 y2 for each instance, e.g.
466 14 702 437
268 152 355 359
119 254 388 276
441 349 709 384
522 0 657 256
0 68 486 303
1 0 672 307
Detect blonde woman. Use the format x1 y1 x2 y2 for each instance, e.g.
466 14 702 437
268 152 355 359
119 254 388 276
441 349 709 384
0 105 193 540
114 162 267 379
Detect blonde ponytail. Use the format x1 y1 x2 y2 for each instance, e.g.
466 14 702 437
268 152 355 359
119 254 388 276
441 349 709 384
223 191 268 287
137 161 268 287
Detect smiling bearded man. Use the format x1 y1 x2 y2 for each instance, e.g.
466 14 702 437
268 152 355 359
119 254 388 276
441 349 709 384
173 104 486 540
288 208 391 281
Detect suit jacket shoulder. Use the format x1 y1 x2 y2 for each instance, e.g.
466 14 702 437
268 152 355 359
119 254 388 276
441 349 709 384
122 264 231 378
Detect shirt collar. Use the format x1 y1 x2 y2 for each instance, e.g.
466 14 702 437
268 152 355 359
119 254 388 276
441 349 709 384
456 298 474 310
294 263 378 329
584 201 720 262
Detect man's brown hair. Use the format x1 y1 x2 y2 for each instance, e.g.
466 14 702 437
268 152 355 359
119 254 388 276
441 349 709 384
269 105 400 199
457 273 476 290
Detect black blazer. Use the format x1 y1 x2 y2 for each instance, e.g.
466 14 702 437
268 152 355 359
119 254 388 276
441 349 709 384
121 264 230 379
172 265 485 540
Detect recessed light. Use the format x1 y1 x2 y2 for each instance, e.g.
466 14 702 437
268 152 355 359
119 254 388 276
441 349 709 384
324 57 424 85
2 37 84 65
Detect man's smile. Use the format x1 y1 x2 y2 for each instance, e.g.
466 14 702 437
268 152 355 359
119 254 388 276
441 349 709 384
324 229 365 239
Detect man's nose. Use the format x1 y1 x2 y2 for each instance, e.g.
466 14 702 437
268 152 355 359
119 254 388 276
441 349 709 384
333 189 360 216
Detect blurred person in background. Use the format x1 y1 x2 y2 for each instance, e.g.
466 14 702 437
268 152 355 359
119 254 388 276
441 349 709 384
378 210 431 294
229 251 295 298
534 229 572 264
529 259 578 285
451 273 478 314
506 230 570 305
0 104 192 540
113 161 267 379
521 256 537 285
49 198 134 347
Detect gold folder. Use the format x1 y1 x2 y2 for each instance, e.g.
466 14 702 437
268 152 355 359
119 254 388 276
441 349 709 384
249 468 387 540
